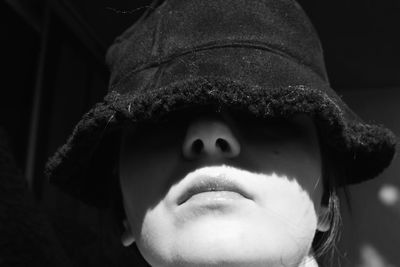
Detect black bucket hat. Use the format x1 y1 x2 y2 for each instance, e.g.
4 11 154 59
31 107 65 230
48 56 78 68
46 0 397 207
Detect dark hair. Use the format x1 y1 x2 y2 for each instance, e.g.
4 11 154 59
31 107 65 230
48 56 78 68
312 119 350 267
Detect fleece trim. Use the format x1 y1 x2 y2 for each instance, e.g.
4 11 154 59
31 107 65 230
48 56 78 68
45 77 396 207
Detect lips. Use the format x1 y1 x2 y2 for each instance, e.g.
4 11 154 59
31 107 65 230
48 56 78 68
176 166 252 205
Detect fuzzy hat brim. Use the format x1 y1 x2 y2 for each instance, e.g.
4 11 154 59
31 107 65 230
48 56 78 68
45 77 396 207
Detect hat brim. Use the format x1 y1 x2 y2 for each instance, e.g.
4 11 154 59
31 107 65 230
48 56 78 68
45 77 396 207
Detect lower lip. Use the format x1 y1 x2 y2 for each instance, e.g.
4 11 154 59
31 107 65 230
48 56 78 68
182 191 247 205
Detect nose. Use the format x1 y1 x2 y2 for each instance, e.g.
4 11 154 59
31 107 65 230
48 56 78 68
182 116 241 160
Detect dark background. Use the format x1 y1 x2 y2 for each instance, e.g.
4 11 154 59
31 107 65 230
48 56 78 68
1 0 399 266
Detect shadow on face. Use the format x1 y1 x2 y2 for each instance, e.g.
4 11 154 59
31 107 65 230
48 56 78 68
120 108 323 208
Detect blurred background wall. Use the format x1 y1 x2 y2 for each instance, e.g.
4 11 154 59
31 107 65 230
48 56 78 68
1 0 399 266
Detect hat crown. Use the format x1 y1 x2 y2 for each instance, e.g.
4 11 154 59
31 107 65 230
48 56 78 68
106 0 328 91
46 0 397 208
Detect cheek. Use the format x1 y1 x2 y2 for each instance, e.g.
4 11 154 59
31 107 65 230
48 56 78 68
243 139 323 203
250 145 323 233
257 175 318 224
120 145 176 194
252 174 319 249
119 149 180 235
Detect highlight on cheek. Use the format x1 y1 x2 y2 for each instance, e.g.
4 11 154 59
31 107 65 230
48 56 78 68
255 171 319 232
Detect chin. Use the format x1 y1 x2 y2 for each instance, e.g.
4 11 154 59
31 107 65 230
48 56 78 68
139 243 309 267
136 216 313 267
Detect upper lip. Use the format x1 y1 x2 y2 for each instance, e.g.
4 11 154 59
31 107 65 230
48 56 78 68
177 167 252 205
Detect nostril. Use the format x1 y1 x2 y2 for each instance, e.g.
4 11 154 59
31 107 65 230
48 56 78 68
216 138 230 153
192 139 203 154
182 118 241 159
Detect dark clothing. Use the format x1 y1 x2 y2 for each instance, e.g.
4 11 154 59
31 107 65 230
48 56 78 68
0 128 71 267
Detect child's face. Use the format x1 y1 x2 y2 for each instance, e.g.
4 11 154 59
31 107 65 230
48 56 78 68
119 111 327 267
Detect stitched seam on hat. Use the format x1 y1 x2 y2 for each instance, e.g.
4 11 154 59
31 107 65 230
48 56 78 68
110 40 326 91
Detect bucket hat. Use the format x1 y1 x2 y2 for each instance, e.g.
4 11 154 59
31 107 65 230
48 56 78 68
46 0 397 207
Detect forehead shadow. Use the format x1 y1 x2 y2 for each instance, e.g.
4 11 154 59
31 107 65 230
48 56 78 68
120 107 322 165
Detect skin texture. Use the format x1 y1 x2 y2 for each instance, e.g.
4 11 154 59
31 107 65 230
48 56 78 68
119 110 328 267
